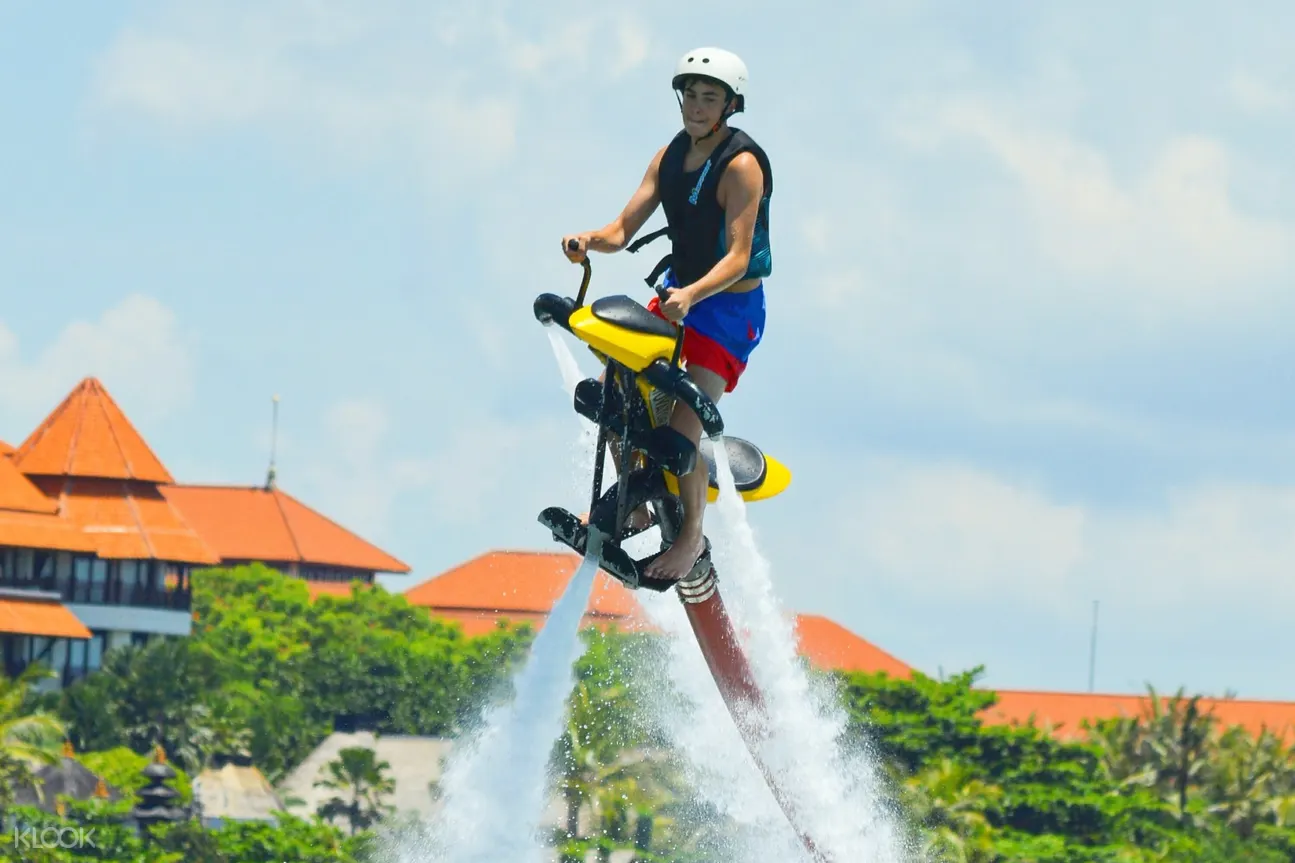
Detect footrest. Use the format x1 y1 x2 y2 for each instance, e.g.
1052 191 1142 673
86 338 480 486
536 506 705 594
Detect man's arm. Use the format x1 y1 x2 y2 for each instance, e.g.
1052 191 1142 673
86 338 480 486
679 152 764 301
582 146 667 253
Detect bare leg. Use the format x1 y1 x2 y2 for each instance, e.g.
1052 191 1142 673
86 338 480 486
645 365 726 580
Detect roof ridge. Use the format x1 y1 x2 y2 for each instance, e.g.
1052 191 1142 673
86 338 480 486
120 479 158 558
269 488 306 564
274 488 409 571
14 377 173 482
97 383 137 479
62 383 87 475
793 613 915 670
157 484 219 561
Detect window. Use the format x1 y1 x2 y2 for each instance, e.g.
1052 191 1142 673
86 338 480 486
15 549 33 583
87 631 107 673
119 560 139 605
67 639 87 682
34 551 53 587
138 561 157 604
131 632 150 648
49 639 67 675
72 557 91 602
162 564 192 607
55 553 72 597
301 566 372 583
88 559 108 604
2 636 21 677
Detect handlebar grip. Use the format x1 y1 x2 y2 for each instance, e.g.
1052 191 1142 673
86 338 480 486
654 284 671 303
567 238 580 252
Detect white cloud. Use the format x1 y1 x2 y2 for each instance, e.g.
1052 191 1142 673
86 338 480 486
1092 482 1295 606
296 397 576 540
0 294 194 430
771 80 1295 459
92 14 517 179
823 455 1295 621
496 18 597 76
295 399 416 539
609 15 651 78
896 97 1292 320
846 458 1087 610
89 0 654 183
1230 69 1291 117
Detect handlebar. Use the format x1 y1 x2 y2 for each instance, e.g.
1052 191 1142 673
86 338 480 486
567 238 592 306
564 237 683 369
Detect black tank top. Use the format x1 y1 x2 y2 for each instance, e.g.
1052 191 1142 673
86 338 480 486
629 127 773 288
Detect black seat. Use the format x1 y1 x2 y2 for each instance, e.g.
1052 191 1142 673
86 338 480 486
590 295 677 340
698 436 767 492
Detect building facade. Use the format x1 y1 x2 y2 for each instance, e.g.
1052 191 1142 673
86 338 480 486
0 377 410 689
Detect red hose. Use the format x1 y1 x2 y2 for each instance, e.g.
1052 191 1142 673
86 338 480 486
676 565 831 862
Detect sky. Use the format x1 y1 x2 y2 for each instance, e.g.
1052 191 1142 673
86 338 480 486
2 0 1293 701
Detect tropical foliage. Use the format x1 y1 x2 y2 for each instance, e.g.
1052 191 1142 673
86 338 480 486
2 563 1292 862
44 563 534 781
0 663 66 808
313 746 397 835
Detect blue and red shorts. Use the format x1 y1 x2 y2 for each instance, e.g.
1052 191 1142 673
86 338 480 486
647 271 765 394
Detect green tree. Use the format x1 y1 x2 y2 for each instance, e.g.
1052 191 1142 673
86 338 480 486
80 745 194 805
52 563 534 785
550 627 678 859
1138 687 1219 824
839 667 1184 851
0 664 66 809
56 635 223 774
314 746 396 836
900 758 1002 863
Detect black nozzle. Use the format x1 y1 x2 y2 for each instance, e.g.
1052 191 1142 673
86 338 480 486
534 293 576 330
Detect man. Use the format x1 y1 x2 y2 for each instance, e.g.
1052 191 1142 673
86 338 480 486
561 46 773 581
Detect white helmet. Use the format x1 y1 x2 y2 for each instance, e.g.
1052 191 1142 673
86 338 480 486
672 47 747 112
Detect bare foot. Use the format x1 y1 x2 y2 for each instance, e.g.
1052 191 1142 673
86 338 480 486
645 525 706 581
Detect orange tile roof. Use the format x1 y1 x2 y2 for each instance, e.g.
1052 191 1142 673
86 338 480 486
30 477 219 565
403 550 644 625
429 607 649 637
982 689 1295 741
303 581 385 600
0 439 13 456
0 454 58 515
0 594 92 639
161 485 410 574
431 608 550 637
0 458 96 552
405 553 914 660
12 378 173 483
0 508 98 553
794 614 913 677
